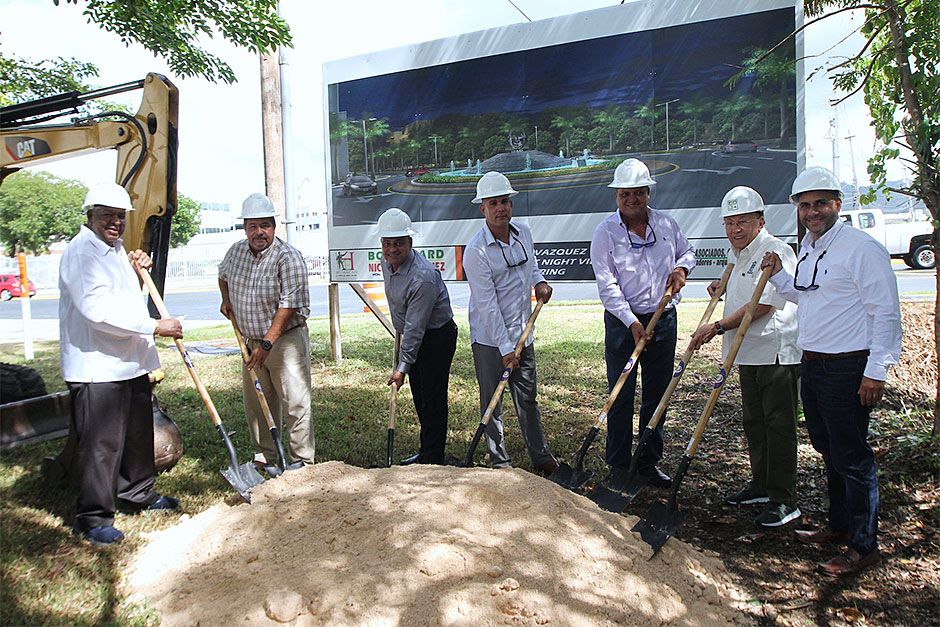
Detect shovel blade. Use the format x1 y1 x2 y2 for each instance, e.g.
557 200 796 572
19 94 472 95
548 462 594 491
220 462 266 503
617 472 649 509
632 501 683 557
588 482 632 512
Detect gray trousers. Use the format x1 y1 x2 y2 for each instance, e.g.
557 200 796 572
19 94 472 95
471 342 554 468
243 324 315 465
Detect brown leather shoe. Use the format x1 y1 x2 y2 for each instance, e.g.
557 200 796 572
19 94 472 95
534 458 559 476
818 548 881 577
795 527 850 545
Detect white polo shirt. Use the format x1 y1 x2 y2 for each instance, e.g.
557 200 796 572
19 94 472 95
722 228 800 366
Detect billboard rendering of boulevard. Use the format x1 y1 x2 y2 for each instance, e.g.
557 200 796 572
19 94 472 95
323 0 800 282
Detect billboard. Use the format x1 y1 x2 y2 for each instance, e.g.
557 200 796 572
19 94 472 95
323 0 801 282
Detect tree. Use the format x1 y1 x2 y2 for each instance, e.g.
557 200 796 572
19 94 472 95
0 171 86 255
51 0 291 83
733 46 796 141
804 0 940 435
0 54 99 106
171 193 200 248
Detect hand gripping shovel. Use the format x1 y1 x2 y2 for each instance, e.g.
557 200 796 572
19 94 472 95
229 316 303 478
633 266 772 557
548 288 672 494
459 300 544 467
136 265 265 502
612 262 735 511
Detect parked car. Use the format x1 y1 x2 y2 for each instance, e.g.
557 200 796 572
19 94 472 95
342 175 378 197
0 274 37 300
719 139 758 153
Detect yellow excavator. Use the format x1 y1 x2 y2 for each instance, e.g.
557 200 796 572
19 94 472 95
0 73 183 471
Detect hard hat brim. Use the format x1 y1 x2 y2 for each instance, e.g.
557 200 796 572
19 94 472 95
472 189 518 204
373 228 417 238
608 180 656 189
789 189 844 205
237 212 278 219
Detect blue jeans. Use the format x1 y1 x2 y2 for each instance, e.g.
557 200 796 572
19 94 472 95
604 308 677 469
801 354 879 556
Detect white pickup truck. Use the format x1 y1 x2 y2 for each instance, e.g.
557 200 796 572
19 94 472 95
840 208 935 269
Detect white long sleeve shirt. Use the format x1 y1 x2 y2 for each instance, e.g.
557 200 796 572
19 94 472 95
58 225 159 383
722 228 800 366
464 220 545 356
769 220 902 380
590 207 696 327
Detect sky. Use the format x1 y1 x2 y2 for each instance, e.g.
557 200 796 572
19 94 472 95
1 0 898 211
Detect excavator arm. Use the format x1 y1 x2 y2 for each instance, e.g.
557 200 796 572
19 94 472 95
1 73 179 298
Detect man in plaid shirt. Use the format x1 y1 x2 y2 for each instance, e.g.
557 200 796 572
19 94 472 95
219 193 315 469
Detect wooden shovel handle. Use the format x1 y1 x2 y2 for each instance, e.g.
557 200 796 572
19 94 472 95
685 265 773 457
593 287 673 428
645 262 735 431
229 316 279 431
135 264 224 428
479 300 545 425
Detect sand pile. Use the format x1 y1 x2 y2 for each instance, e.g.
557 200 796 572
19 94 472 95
124 462 750 626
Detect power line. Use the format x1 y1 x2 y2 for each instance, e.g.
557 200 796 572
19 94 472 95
506 0 532 22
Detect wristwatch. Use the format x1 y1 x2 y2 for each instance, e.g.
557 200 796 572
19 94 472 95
714 320 725 336
260 339 273 351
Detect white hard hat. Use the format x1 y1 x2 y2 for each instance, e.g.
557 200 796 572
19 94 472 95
82 182 133 211
789 166 843 204
374 208 417 238
608 158 656 188
472 171 518 203
721 186 765 218
238 193 277 219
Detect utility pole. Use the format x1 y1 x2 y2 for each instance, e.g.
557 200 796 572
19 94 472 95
656 99 679 151
828 113 840 182
259 52 287 241
845 133 859 209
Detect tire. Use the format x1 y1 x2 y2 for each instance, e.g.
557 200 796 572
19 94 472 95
0 362 48 403
0 289 11 301
910 244 935 270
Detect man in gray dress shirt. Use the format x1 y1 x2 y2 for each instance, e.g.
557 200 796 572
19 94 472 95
378 208 457 464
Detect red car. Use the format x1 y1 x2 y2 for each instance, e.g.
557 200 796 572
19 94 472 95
0 274 37 300
405 167 434 177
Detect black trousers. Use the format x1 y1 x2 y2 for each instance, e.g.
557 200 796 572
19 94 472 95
68 374 157 530
407 319 457 462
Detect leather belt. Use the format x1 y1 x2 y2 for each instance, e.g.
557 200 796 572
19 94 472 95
803 349 869 361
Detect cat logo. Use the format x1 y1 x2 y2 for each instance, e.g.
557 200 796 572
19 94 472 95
4 136 52 161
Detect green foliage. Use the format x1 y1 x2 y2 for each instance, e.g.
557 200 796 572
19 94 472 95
0 51 98 106
52 0 292 83
171 193 201 248
0 171 86 255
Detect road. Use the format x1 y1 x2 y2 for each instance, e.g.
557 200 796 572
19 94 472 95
1 263 933 330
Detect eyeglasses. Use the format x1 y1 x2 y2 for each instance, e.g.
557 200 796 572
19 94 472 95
723 217 759 229
627 222 656 249
499 231 528 268
793 250 827 291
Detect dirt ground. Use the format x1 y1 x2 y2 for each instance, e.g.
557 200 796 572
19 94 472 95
124 462 755 626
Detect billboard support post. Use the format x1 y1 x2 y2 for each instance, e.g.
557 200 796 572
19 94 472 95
328 283 342 362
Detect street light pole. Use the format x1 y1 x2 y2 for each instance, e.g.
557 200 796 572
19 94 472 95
534 125 538 150
429 134 441 166
360 118 369 177
656 98 679 151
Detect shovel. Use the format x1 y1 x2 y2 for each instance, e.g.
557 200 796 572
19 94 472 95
549 288 672 493
459 300 544 467
386 331 401 467
229 316 303 478
612 262 735 510
135 265 265 502
633 266 772 557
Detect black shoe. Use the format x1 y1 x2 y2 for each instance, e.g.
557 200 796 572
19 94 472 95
639 465 672 489
725 486 770 506
399 453 424 465
118 494 179 514
75 525 125 546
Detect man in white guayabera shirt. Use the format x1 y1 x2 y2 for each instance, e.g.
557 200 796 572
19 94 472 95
762 166 901 578
59 182 183 546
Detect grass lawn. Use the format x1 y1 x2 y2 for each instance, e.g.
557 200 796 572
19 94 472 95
1 302 936 625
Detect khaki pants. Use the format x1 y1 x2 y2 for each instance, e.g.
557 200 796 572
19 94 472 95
242 324 315 464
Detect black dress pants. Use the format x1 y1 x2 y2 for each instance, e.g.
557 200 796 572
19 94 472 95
68 374 157 530
407 319 457 462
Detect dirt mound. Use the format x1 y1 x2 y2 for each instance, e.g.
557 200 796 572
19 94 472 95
124 462 750 626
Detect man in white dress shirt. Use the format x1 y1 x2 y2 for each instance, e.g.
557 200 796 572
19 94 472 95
463 172 557 474
59 183 183 546
590 159 696 489
762 166 901 578
690 186 801 527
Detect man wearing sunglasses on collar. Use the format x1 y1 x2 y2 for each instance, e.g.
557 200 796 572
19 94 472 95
463 171 558 475
761 166 901 578
590 159 695 490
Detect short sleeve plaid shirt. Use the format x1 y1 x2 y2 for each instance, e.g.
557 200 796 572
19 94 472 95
218 237 309 339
